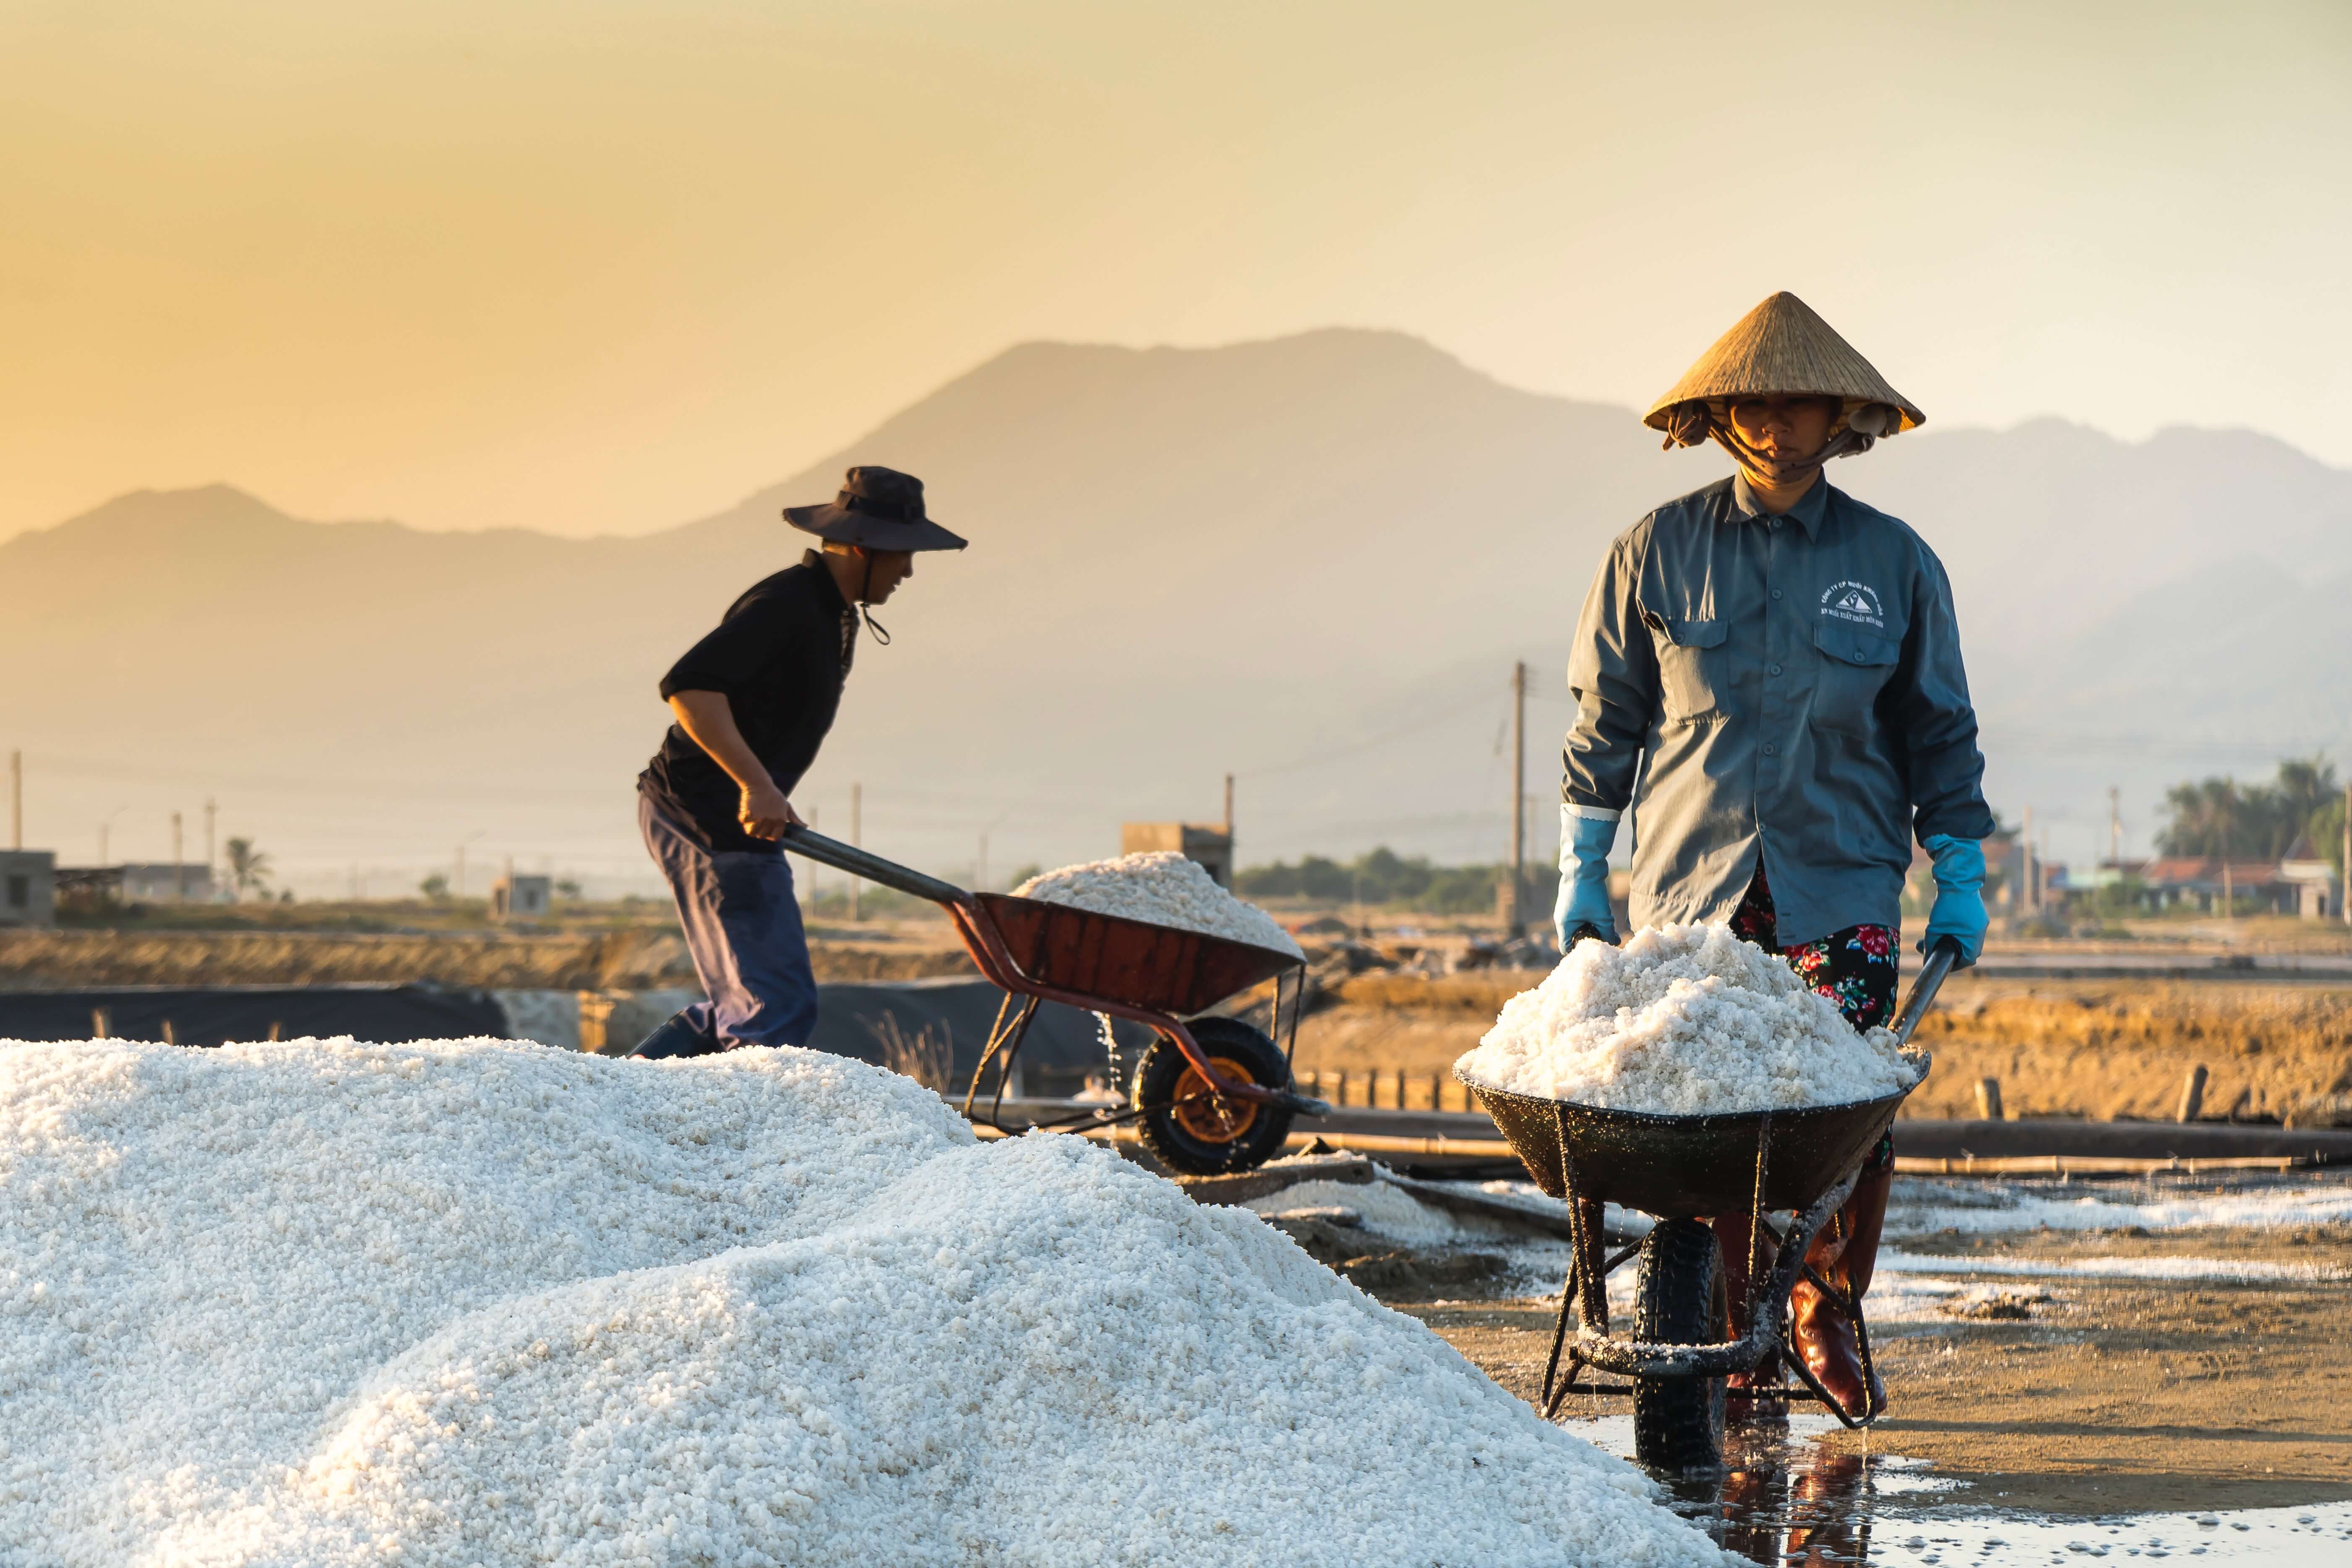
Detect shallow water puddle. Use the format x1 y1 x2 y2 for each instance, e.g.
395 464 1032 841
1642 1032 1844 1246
1887 1171 2352 1237
1558 1413 2352 1565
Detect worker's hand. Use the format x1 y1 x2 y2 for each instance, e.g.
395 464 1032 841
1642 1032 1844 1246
738 782 804 840
1919 834 1988 967
1553 805 1620 950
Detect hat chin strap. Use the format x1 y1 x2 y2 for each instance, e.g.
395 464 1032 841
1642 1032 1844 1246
856 555 892 646
1709 419 1874 485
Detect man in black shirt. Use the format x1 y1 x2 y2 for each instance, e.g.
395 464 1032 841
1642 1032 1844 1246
630 466 967 1057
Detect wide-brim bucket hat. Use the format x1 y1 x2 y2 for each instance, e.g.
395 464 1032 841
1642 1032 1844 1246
783 465 968 551
1645 292 1924 449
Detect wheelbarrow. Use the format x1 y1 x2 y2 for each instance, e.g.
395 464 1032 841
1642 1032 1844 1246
1457 939 1960 1471
779 825 1329 1174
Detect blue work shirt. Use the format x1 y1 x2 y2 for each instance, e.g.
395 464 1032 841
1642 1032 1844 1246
1561 472 1994 947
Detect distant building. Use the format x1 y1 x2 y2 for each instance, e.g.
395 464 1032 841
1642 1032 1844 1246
491 874 552 921
114 863 217 903
2135 858 2300 916
1120 822 1234 889
0 851 56 929
2278 836 2343 920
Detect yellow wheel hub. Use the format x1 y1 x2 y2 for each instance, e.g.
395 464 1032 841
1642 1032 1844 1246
1169 1056 1261 1144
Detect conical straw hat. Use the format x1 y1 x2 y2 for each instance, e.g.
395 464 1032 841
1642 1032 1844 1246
1644 292 1923 438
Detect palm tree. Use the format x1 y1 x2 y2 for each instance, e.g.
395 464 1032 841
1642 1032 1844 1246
224 837 273 902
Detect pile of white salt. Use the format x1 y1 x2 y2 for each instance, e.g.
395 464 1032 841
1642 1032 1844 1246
0 1036 1725 1566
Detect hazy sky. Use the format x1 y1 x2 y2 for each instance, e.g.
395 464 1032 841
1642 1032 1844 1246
5 0 2348 542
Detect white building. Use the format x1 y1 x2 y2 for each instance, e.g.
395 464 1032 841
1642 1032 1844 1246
0 851 55 928
491 874 552 921
116 863 218 903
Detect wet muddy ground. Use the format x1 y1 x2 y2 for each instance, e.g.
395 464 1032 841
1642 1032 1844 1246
1259 1169 2352 1562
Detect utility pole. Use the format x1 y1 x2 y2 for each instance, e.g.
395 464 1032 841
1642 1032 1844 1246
172 812 185 901
1223 772 1235 836
2219 788 2233 924
8 750 19 851
850 783 863 921
2021 806 2036 915
204 798 217 889
1507 660 1527 932
2107 786 2121 868
455 844 467 899
2342 783 2350 927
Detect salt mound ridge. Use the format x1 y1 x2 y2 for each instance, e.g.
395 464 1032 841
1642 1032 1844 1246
0 1037 1722 1566
1456 923 1923 1113
1013 851 1304 959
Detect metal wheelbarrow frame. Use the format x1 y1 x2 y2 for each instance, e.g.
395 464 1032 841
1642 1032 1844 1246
779 826 1329 1162
1459 940 1959 1439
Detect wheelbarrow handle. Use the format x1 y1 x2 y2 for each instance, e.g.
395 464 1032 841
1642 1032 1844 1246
1887 937 1963 1046
777 825 974 909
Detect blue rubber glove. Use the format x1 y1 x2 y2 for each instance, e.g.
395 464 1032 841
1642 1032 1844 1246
1920 833 1987 967
1553 804 1619 948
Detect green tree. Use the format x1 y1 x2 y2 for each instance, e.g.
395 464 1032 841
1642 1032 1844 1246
2308 793 2347 881
2156 757 2338 860
419 873 451 902
223 837 273 902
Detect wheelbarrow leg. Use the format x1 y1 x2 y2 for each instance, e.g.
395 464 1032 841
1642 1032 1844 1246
1710 1111 1784 1418
1541 1104 1611 1418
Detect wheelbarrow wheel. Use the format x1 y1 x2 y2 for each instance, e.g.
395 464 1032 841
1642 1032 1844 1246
1133 1018 1295 1177
1632 1218 1728 1472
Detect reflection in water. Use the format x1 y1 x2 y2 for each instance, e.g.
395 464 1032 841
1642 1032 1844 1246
1558 1412 1950 1565
1557 1409 2352 1565
1666 1422 1880 1566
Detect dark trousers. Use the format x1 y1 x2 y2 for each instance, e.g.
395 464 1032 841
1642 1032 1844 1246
637 789 818 1050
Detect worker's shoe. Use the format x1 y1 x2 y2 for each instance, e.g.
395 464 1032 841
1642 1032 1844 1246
628 1010 722 1060
1791 1162 1893 1420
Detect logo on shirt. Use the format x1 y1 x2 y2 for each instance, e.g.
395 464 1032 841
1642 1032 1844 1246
1820 581 1884 628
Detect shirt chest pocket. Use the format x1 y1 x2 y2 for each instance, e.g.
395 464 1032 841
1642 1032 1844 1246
1645 614 1728 723
1811 622 1902 735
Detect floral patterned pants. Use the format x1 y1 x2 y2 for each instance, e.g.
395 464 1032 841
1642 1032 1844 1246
1729 863 1899 1171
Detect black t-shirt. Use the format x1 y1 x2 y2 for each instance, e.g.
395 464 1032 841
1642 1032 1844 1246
640 552 856 854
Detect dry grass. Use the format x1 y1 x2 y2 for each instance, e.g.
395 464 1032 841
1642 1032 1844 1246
1903 977 2352 1123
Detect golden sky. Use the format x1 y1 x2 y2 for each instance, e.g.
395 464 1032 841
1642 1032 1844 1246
5 0 2348 540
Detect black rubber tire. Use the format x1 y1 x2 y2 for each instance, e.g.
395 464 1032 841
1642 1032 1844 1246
1133 1018 1295 1176
1632 1218 1728 1472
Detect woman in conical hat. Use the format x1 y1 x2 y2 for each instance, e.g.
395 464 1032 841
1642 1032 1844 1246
1553 293 1993 1420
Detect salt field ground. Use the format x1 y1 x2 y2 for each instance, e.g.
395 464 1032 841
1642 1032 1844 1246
1298 1168 2352 1563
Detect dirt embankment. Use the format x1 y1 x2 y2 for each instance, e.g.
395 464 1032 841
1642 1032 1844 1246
1291 971 2352 1122
1903 978 2352 1123
0 928 974 993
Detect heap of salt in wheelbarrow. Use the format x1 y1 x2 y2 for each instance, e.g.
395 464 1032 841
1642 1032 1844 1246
0 1033 1727 1566
1014 850 1305 958
1458 922 1924 1114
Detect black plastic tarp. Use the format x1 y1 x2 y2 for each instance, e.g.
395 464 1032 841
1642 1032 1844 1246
0 985 510 1048
0 979 1141 1094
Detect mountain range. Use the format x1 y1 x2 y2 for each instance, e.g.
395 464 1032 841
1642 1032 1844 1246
6 329 2347 891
